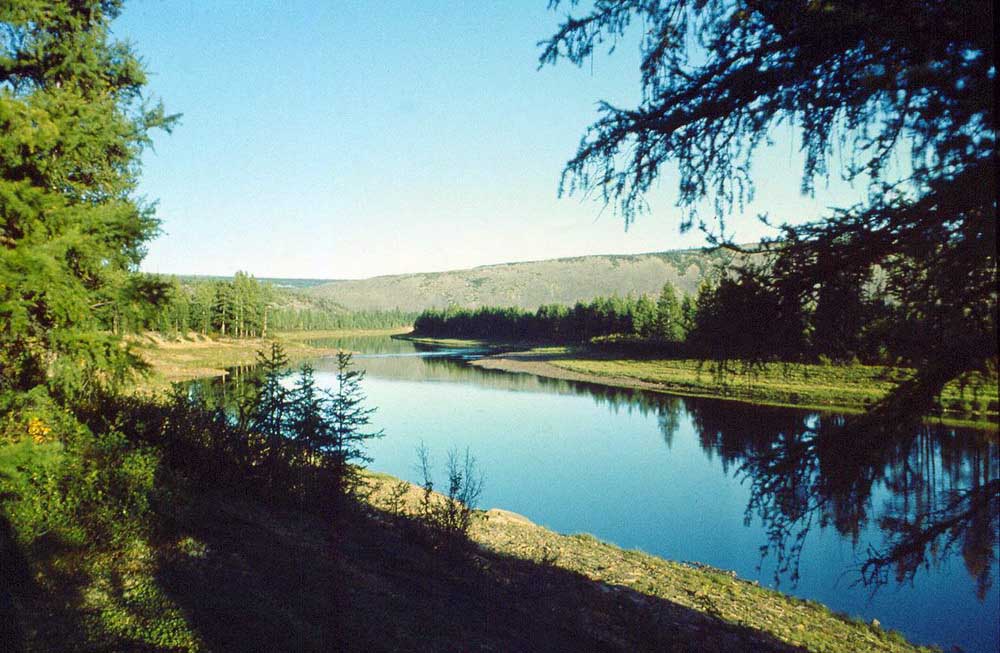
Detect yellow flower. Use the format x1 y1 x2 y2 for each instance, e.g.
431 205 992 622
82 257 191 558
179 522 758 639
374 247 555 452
27 417 52 443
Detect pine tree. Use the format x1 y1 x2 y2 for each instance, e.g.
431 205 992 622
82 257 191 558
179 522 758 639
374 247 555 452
322 352 383 499
679 294 697 342
0 1 176 402
633 294 658 338
654 283 684 342
288 363 327 462
249 342 290 483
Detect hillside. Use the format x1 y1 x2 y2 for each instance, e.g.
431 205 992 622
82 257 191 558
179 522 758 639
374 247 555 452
306 248 744 311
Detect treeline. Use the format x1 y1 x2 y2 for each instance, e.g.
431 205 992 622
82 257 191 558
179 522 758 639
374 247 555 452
122 272 272 337
414 284 696 343
413 273 961 367
414 284 697 343
268 306 416 332
111 272 414 338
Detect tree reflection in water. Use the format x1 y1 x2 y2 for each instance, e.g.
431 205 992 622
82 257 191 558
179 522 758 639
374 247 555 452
685 398 998 597
188 354 997 600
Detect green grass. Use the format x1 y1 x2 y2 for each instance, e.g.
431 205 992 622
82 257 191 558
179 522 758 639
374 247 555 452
407 334 997 427
548 356 997 422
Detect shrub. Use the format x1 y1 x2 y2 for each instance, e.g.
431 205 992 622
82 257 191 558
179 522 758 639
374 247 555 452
417 444 484 547
1 424 161 552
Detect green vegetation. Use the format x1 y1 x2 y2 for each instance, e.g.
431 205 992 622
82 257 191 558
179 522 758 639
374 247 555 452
461 346 998 426
0 1 988 651
134 272 416 338
548 356 997 421
412 278 999 423
413 283 695 343
3 338 936 652
0 339 384 651
541 0 996 423
0 0 176 404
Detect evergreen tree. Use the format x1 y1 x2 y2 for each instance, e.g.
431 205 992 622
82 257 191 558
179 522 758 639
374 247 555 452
540 0 996 411
812 274 868 362
323 352 383 499
654 283 684 342
689 274 808 362
191 282 216 335
632 294 658 338
0 0 175 402
288 363 327 460
679 294 697 342
249 342 290 482
212 282 234 337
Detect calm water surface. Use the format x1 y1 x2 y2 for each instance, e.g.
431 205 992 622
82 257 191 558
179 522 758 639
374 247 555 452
206 335 999 653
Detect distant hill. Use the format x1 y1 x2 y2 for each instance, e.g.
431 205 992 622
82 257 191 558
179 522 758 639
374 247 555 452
174 275 336 290
305 249 746 311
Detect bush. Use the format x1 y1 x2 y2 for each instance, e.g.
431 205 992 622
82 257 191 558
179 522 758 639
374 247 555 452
417 444 484 548
1 422 161 551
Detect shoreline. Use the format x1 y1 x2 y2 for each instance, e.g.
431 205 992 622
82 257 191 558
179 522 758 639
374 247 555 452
363 472 929 652
130 330 936 651
131 327 410 388
399 335 998 430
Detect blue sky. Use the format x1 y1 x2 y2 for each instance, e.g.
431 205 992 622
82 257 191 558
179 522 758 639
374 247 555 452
115 1 865 279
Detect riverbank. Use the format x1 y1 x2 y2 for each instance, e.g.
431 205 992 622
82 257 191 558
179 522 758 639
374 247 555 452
401 336 998 428
1 463 930 652
364 471 927 652
119 331 938 650
130 328 410 389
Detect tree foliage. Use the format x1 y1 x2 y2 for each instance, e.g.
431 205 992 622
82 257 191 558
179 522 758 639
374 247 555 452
323 352 383 499
541 0 996 411
0 0 176 403
249 342 291 461
129 273 415 338
413 286 695 342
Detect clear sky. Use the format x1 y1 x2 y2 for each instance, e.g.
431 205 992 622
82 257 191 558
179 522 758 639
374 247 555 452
114 1 866 280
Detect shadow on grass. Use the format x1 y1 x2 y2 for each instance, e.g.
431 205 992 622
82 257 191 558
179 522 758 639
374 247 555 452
0 513 32 651
150 493 805 653
0 513 168 652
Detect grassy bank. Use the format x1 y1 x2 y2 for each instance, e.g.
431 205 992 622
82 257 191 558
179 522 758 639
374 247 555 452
1 457 930 652
131 328 410 389
402 336 998 427
550 357 996 421
77 333 954 650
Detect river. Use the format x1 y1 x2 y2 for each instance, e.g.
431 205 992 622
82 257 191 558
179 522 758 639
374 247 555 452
198 334 999 652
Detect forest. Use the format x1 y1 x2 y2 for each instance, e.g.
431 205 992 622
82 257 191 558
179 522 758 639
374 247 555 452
124 272 416 337
413 272 956 368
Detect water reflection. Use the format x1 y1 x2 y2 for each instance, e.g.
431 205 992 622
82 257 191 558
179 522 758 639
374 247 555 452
189 341 998 601
685 400 998 596
184 335 998 650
